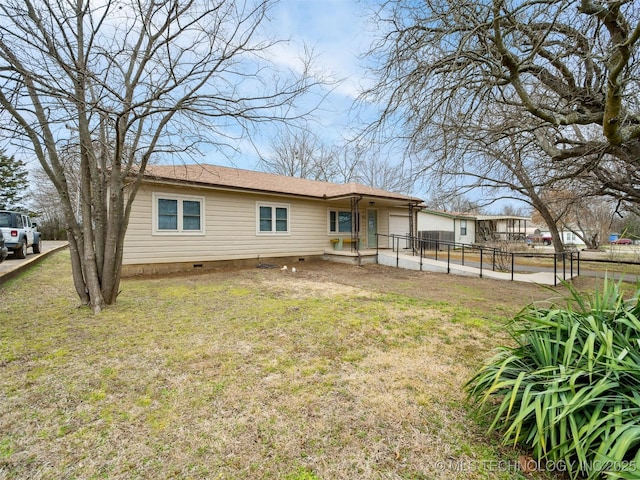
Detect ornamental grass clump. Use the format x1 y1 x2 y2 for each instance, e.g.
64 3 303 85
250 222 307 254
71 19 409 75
466 280 640 479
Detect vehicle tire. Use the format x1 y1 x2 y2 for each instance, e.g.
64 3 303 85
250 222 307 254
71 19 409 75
33 240 41 254
15 240 27 259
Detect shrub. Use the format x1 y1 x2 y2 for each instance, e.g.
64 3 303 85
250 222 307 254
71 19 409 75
466 279 640 479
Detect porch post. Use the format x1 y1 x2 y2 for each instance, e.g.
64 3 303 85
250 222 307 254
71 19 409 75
351 196 361 252
409 203 416 252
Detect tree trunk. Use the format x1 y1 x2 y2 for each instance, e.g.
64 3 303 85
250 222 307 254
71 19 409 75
0 0 318 314
66 229 90 306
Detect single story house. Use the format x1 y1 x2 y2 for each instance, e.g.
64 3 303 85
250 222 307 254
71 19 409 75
558 229 586 246
416 208 476 246
528 226 587 247
415 210 532 247
121 164 423 276
475 214 529 242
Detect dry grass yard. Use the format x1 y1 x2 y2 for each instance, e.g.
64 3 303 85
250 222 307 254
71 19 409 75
1 250 606 479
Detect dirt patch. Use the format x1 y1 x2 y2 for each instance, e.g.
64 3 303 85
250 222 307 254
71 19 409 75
242 261 575 315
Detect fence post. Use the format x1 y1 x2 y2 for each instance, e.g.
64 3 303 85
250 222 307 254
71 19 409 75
570 252 573 279
554 253 557 286
480 248 483 278
492 249 496 271
420 240 423 271
563 252 566 280
462 245 465 265
447 244 451 274
511 253 514 281
396 236 399 268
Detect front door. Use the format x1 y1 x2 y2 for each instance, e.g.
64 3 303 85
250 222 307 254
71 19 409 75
367 210 378 248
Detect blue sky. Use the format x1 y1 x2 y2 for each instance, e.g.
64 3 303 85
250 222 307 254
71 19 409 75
226 0 378 170
269 0 373 99
3 0 379 188
252 0 527 213
7 0 375 168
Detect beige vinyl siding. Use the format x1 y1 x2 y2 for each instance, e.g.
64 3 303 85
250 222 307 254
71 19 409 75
418 213 453 232
457 219 475 244
375 209 406 245
123 182 417 265
124 184 338 265
377 210 392 248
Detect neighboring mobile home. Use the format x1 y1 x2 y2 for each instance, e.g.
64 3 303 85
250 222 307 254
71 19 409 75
121 164 423 276
416 209 476 246
475 214 529 242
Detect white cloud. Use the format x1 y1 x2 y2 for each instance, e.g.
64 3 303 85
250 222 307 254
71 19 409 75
266 0 374 101
200 0 383 169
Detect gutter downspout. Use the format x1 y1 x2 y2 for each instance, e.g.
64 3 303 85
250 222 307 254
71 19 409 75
352 196 362 264
409 202 421 253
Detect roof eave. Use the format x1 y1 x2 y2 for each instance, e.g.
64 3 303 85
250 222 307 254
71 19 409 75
141 176 324 200
143 175 422 205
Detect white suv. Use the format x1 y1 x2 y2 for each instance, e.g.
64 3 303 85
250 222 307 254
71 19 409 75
0 210 42 259
0 230 8 262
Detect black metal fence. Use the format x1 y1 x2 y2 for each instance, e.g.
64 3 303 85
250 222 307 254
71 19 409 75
377 234 580 286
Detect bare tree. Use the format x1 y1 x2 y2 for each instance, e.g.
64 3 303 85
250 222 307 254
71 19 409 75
261 128 339 181
361 0 640 210
564 198 617 249
425 189 482 214
262 127 415 193
30 167 71 240
0 0 318 312
354 154 415 194
333 141 414 191
330 145 360 184
620 211 640 238
29 143 82 240
499 204 529 218
409 102 570 250
537 188 619 249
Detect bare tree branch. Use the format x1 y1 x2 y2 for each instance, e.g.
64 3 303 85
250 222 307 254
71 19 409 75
0 0 321 311
360 0 640 215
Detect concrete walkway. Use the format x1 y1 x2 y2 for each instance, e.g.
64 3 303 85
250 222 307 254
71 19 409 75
377 250 576 285
0 243 584 287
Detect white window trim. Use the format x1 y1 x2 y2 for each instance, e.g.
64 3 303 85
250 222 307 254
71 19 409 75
152 192 205 235
327 208 354 235
256 202 290 235
460 219 467 236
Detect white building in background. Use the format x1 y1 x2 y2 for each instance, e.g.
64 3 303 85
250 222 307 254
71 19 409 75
416 208 476 245
528 225 587 247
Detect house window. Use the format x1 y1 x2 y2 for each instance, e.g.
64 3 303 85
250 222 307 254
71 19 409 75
329 210 353 233
158 199 178 230
257 203 289 234
153 193 204 234
460 220 467 236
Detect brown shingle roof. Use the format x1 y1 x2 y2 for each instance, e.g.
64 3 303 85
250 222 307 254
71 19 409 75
143 164 423 203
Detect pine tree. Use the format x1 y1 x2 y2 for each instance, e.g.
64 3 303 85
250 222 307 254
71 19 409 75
0 152 29 210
